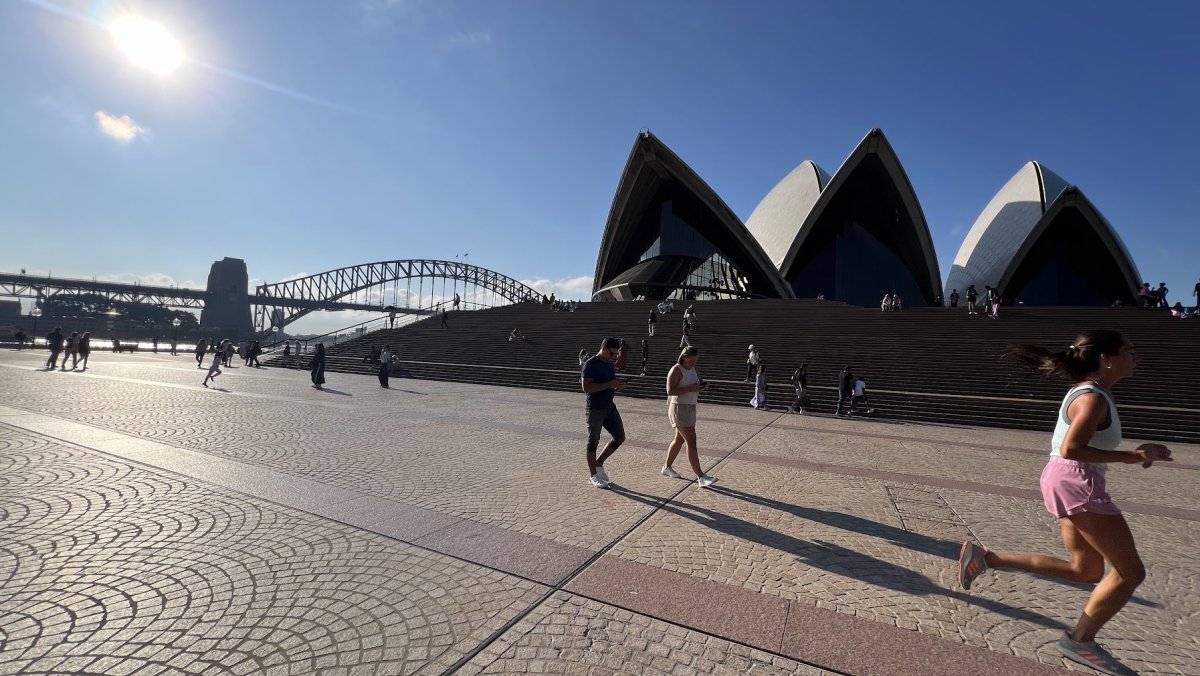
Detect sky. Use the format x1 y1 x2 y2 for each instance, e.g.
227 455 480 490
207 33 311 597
2 0 1198 332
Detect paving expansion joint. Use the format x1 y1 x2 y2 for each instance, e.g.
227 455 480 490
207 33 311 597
443 410 852 676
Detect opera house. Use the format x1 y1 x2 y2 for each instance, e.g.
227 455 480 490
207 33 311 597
591 129 1142 307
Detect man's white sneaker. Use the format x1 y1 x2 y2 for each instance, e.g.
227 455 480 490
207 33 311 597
661 466 682 479
594 466 609 483
590 475 610 489
697 475 717 488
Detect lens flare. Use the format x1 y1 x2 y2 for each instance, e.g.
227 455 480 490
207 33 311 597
111 14 183 75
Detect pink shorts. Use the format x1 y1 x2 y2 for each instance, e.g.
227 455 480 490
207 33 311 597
1040 455 1121 518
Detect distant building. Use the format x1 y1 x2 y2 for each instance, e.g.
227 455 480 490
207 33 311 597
946 162 1141 306
592 130 1141 307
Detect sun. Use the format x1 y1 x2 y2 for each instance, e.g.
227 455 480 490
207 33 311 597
111 14 184 75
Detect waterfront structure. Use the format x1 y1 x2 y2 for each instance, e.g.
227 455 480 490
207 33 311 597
591 132 791 302
946 162 1141 306
746 129 943 306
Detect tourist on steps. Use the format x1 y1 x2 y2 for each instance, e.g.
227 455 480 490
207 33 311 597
787 364 809 414
835 366 854 416
647 307 657 336
662 346 716 488
745 345 759 381
966 285 978 314
640 339 649 376
580 337 626 489
957 330 1172 676
749 364 768 410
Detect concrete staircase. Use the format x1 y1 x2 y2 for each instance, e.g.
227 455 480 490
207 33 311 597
267 300 1200 444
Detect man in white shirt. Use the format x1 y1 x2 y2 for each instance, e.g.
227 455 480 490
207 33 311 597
745 345 760 382
852 376 874 413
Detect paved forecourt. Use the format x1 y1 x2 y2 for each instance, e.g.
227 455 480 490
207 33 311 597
0 349 1197 675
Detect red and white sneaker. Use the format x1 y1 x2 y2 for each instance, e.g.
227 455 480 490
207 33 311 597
957 540 989 590
1056 632 1137 676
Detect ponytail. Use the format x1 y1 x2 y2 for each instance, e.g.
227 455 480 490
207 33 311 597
1005 330 1125 381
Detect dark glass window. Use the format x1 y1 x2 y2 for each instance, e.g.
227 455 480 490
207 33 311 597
785 155 934 306
1004 208 1136 306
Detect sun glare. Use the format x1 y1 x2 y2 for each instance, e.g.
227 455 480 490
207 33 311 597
111 14 183 75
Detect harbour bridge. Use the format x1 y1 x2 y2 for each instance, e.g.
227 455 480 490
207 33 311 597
0 258 542 335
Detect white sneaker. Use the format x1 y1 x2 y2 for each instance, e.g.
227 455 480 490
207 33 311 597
697 475 717 488
590 475 610 489
661 466 681 479
595 466 609 483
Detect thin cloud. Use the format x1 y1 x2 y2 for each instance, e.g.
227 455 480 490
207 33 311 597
442 28 492 51
94 111 147 143
522 275 593 300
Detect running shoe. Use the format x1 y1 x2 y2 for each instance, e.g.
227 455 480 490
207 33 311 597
595 466 609 483
697 475 717 488
589 475 610 489
1056 633 1137 676
957 540 989 590
661 466 682 479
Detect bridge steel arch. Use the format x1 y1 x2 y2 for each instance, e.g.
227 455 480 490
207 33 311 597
253 259 542 330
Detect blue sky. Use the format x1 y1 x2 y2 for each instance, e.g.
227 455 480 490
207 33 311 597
2 0 1198 331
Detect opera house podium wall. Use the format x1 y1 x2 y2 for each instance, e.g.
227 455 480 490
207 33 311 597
274 300 1200 444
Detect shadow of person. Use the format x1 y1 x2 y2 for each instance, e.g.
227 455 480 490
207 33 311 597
319 388 353 396
607 484 1064 630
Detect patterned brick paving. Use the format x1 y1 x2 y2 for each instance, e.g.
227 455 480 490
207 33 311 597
2 349 1198 675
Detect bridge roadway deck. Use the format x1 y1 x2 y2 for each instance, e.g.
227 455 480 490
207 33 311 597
1 349 1197 675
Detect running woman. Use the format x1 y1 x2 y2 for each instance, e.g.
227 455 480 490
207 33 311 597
957 330 1172 676
201 347 223 387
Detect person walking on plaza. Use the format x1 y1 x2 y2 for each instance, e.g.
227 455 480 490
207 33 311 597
201 346 223 387
787 364 809 414
957 330 1172 676
170 337 178 356
45 327 64 369
745 345 760 381
966 285 978 314
61 331 79 370
310 343 327 389
662 346 716 487
14 329 26 349
194 338 209 367
749 364 768 410
679 320 691 347
640 339 650 376
283 340 291 358
223 340 234 367
77 332 91 371
248 341 262 368
647 307 657 336
152 336 159 354
580 337 627 489
835 366 854 415
378 345 392 388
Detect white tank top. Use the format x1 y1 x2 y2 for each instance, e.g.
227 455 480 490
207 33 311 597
1050 384 1122 473
669 365 701 405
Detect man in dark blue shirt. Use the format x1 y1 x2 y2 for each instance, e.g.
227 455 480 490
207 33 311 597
581 336 626 488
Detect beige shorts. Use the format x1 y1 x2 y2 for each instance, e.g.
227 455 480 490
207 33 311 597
668 402 697 428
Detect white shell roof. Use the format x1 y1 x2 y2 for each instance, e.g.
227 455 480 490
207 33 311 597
744 160 830 269
944 161 1068 294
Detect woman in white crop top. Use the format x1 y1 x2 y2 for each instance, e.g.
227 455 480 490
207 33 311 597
662 346 716 488
957 331 1172 674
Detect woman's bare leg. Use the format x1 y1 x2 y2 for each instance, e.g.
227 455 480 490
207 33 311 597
680 427 704 477
664 430 684 469
1066 512 1146 642
985 518 1105 584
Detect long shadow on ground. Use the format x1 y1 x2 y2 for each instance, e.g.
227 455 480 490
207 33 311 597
610 485 1065 629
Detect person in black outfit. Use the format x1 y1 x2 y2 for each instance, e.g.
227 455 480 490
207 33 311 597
310 343 326 389
835 366 854 416
14 329 26 349
647 308 657 336
45 328 64 370
640 339 649 375
949 289 960 308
